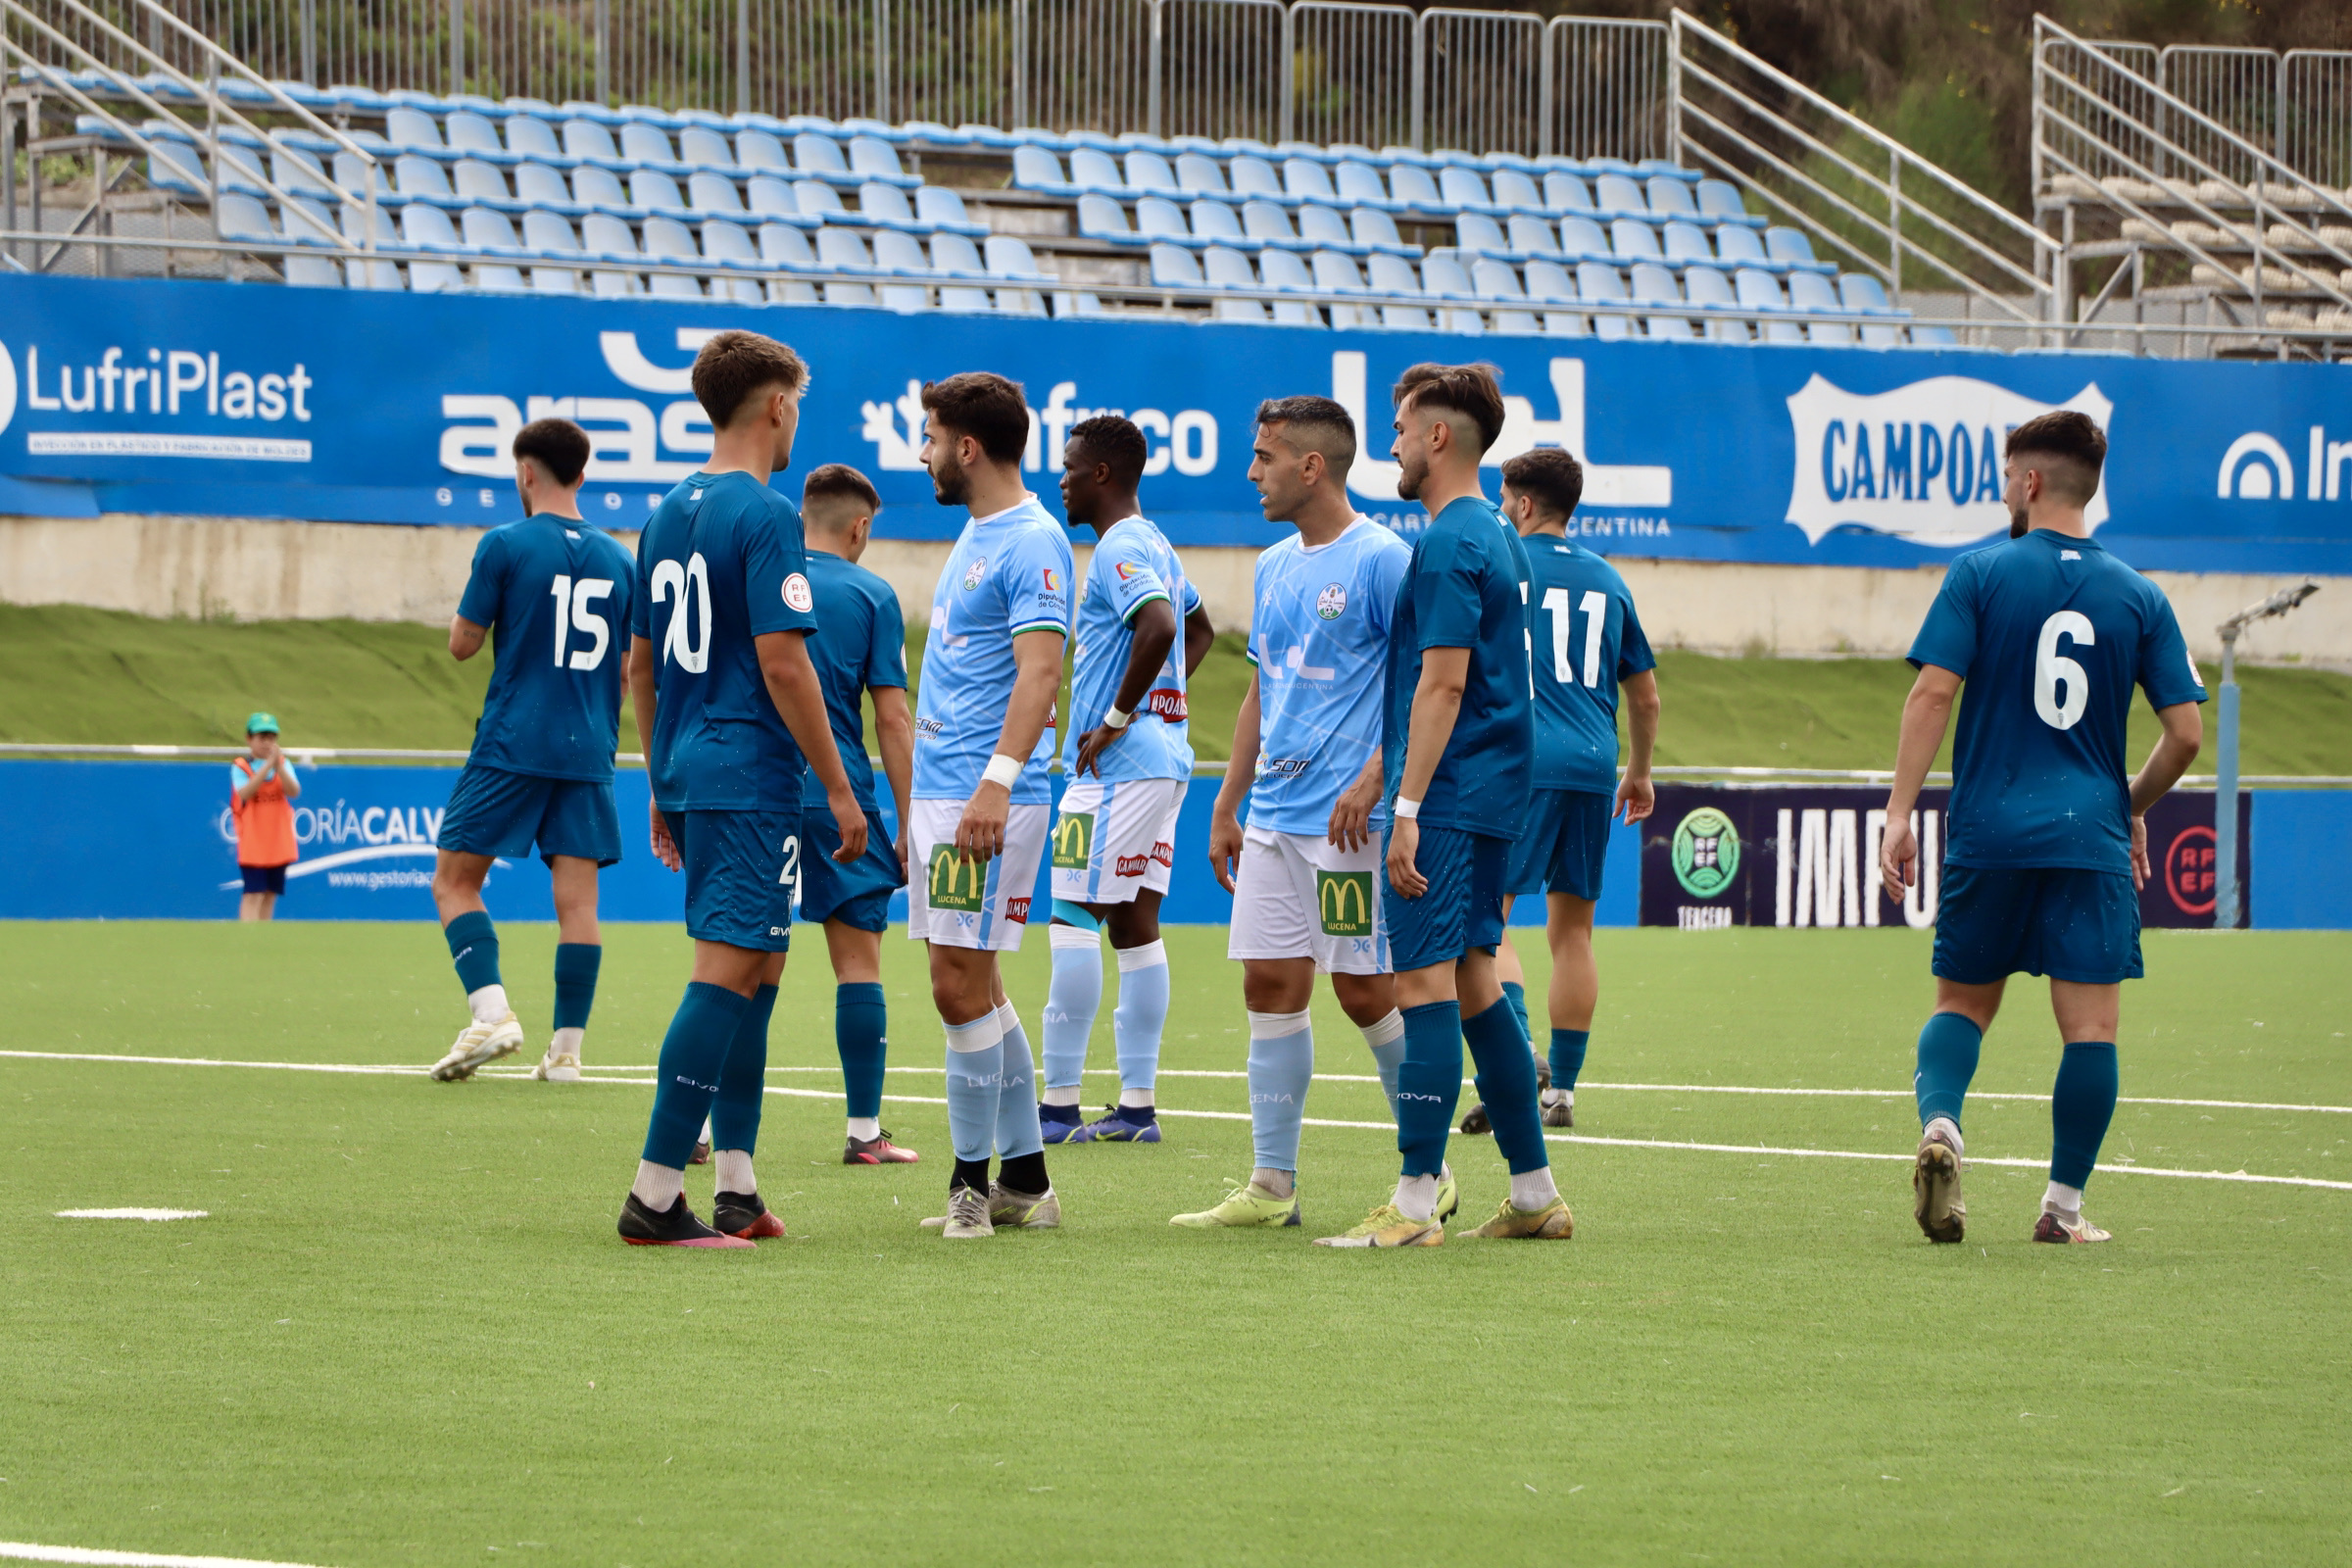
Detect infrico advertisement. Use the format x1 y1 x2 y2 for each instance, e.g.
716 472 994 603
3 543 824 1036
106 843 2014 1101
1638 783 2252 931
2 274 2349 570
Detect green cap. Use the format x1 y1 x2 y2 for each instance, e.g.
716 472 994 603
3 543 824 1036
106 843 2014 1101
245 711 280 735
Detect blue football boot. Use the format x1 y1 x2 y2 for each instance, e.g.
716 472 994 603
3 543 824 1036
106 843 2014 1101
1069 1103 1162 1143
1038 1102 1084 1146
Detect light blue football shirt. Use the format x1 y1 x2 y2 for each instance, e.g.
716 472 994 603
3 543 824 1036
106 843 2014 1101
1064 514 1201 782
1523 534 1655 796
912 495 1074 806
1246 515 1412 836
1909 527 2205 874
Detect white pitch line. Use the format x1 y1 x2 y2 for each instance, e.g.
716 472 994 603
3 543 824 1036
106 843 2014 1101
0 1544 335 1568
55 1208 207 1221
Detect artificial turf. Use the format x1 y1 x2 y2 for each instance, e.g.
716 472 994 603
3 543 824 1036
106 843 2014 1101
1 922 2345 1566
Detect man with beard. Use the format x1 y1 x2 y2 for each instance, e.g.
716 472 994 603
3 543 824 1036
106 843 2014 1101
904 371 1073 1241
1883 410 2204 1248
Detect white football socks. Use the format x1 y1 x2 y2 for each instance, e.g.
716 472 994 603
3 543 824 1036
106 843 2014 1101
1119 1087 1155 1109
466 984 510 1025
630 1159 684 1211
549 1026 583 1059
1925 1115 1965 1155
1041 1084 1084 1107
2043 1180 2083 1215
846 1116 880 1142
713 1149 756 1195
1393 1173 1437 1223
1251 1168 1297 1200
1509 1167 1561 1212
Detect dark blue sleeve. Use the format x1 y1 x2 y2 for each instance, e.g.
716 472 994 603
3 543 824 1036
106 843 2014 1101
1617 587 1657 678
866 582 908 690
1907 556 1979 676
456 529 505 629
628 524 656 641
2136 585 2209 710
1410 525 1482 652
746 493 818 638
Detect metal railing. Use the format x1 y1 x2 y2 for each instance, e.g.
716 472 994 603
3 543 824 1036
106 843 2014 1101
1418 5 1538 156
1289 0 1409 151
1668 10 2056 324
1546 15 1663 163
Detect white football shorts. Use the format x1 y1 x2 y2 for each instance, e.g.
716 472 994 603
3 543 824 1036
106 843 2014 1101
1226 825 1390 974
1049 775 1185 906
905 797 1050 952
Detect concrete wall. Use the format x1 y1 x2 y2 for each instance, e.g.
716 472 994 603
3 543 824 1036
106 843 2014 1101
2 513 2344 666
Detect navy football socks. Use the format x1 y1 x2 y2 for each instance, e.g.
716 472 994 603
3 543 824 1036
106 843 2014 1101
1499 980 1530 1045
641 981 752 1168
552 942 600 1032
445 910 501 995
835 981 888 1120
1394 1002 1463 1178
1913 1011 1984 1132
710 983 777 1155
2050 1041 2119 1189
1549 1028 1590 1093
1464 997 1547 1175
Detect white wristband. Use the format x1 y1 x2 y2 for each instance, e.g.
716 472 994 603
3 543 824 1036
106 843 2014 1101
982 753 1023 789
1102 706 1134 731
1393 797 1420 820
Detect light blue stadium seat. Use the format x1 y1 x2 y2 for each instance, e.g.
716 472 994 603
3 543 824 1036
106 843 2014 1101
735 128 791 173
1765 225 1837 273
1454 211 1515 259
1336 161 1395 210
521 209 582 293
1077 192 1142 244
686 170 746 218
1012 145 1079 196
849 135 920 188
1366 252 1432 331
871 229 935 310
932 234 994 312
1439 166 1505 214
1523 258 1588 337
1610 218 1665 266
562 119 623 165
1713 223 1782 273
1908 324 1958 347
580 212 646 296
1736 266 1805 342
1593 172 1649 220
1068 147 1133 195
1190 198 1254 251
1388 163 1443 210
393 153 462 207
1632 261 1694 338
204 143 271 197
956 122 1022 150
630 169 700 220
637 215 706 297
1788 270 1851 344
1175 152 1229 197
1554 215 1609 261
793 178 850 220
914 186 988 235
446 112 515 166
455 158 525 210
696 222 765 301
758 220 821 302
857 181 933 231
1577 260 1633 340
984 233 1051 315
746 174 814 225
1349 206 1417 257
1662 220 1714 267
815 226 880 305
1243 198 1305 250
1204 245 1270 324
1472 258 1543 335
1492 169 1545 213
1646 176 1699 221
1229 155 1292 206
1255 248 1323 325
1126 151 1181 194
1137 196 1200 248
794 133 865 188
1284 158 1338 205
1310 248 1370 328
1298 203 1364 256
1420 253 1485 333
1223 136 1277 158
1838 272 1909 346
511 162 579 215
504 117 564 163
842 117 912 145
277 195 341 248
1506 214 1561 259
270 143 334 199
398 204 467 292
337 202 405 289
214 192 276 245
1051 286 1106 318
384 107 445 154
1150 241 1204 289
1681 265 1747 341
666 125 730 170
1696 178 1762 226
458 207 531 291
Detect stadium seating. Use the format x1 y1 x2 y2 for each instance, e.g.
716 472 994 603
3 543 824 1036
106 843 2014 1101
39 69 1923 339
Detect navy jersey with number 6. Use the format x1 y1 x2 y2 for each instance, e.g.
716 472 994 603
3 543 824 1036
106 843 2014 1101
628 470 820 812
1382 494 1536 839
456 514 639 782
1908 528 2206 874
1523 535 1655 795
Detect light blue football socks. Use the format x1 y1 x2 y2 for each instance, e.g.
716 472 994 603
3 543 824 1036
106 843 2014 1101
1362 1008 1407 1120
1913 1010 1984 1132
1246 1008 1314 1173
1042 912 1103 1099
943 1010 1005 1168
1112 939 1170 1102
994 1003 1045 1160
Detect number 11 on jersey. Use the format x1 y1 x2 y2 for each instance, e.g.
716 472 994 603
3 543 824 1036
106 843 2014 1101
1543 588 1606 686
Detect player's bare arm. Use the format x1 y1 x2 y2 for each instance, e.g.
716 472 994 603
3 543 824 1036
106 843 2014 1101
757 628 867 864
1074 597 1179 778
449 614 488 662
2129 701 2204 890
1880 662 1961 904
1387 645 1470 900
1208 669 1261 893
1327 748 1384 856
626 633 679 872
958 626 1063 862
872 682 915 876
1615 668 1661 824
1182 602 1215 676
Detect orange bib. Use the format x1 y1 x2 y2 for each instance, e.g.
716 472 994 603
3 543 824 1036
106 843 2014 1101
231 757 298 867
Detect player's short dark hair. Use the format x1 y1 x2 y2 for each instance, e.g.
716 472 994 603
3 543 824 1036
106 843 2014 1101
1254 395 1356 475
2005 410 2107 505
1499 447 1584 521
512 418 591 486
1067 415 1148 486
1394 362 1506 455
691 329 808 429
921 371 1030 466
802 462 880 524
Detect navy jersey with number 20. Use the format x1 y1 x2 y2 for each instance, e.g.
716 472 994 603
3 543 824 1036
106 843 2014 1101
1908 528 2205 875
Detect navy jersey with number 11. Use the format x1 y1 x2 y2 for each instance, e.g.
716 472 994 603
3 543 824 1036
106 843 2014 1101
457 514 638 783
1523 534 1655 795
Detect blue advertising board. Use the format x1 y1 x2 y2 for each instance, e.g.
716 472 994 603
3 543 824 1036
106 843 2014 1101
3 275 2349 573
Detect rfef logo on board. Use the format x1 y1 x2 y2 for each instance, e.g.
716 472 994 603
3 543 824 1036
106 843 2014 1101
2165 825 2219 916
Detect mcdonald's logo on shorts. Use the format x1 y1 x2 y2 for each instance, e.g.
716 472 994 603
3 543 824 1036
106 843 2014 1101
1052 811 1096 871
926 845 986 912
1316 870 1374 937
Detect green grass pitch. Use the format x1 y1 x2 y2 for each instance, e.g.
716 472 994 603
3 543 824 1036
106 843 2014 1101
2 922 2347 1566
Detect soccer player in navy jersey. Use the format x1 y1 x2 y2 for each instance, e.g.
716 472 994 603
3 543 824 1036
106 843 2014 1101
795 463 923 1166
1458 447 1659 1136
428 418 637 1085
1038 415 1215 1147
615 330 869 1249
1883 411 2205 1247
1320 363 1569 1248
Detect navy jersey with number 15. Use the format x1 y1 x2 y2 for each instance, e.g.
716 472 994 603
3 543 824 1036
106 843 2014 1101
629 470 820 813
1908 528 2205 875
457 514 639 783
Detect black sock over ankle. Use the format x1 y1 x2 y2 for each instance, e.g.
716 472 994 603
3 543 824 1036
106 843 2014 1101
951 1157 993 1196
997 1152 1049 1195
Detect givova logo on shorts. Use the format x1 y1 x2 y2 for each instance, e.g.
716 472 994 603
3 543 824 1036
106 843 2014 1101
1052 812 1096 870
1316 870 1374 937
927 845 986 912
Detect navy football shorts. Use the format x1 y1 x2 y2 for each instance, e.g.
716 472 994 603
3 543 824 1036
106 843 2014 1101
438 763 621 866
1382 822 1510 973
798 806 904 933
1933 863 2143 986
1504 787 1613 902
662 808 800 953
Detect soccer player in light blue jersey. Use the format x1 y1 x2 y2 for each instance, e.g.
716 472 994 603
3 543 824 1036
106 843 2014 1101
904 372 1072 1241
797 463 921 1167
427 418 637 1086
1176 395 1435 1230
1883 411 2204 1248
615 330 868 1249
1321 363 1568 1249
1040 416 1215 1146
1459 448 1660 1137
